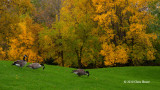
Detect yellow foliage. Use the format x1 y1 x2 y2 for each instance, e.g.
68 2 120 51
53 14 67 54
0 47 6 60
147 50 156 60
27 50 43 63
39 34 56 59
115 45 129 64
93 0 157 65
8 17 43 63
100 43 128 66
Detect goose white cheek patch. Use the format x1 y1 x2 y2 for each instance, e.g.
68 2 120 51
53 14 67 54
74 72 78 74
15 64 20 67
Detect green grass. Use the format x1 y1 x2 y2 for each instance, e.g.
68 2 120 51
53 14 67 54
0 61 160 90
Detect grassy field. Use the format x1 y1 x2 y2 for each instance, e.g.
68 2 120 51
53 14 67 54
0 61 160 90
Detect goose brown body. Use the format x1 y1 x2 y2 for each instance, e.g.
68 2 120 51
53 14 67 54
27 63 45 70
72 69 89 76
12 55 27 68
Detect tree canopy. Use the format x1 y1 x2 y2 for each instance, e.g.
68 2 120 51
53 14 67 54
0 0 159 67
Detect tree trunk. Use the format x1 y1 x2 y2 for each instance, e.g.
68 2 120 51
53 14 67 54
75 46 83 68
61 51 64 66
78 57 82 69
102 59 105 67
56 0 64 67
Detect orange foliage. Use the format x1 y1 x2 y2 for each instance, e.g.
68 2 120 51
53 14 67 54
8 17 43 63
0 47 6 60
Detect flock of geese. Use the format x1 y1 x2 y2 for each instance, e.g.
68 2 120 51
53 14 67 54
12 55 89 77
12 55 45 70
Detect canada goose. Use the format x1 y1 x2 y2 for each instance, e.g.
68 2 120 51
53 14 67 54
72 69 89 76
27 63 45 70
12 55 27 68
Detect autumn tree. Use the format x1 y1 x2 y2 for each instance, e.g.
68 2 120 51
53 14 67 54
1 0 159 67
31 0 62 27
38 0 101 67
0 0 43 62
37 0 65 66
38 27 57 64
148 0 160 63
92 0 157 66
0 0 33 59
57 0 101 68
8 16 43 63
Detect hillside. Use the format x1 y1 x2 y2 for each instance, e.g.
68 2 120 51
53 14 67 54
0 61 160 90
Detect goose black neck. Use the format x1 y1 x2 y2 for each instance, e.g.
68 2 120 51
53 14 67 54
23 57 25 61
43 66 45 70
86 71 89 76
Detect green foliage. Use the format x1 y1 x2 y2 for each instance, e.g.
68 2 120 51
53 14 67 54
38 28 56 60
147 0 160 63
56 0 101 67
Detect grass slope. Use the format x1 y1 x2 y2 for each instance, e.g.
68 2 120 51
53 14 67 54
0 61 160 90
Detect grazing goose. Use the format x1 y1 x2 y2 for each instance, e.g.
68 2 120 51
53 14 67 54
12 55 27 68
27 63 45 70
72 69 89 76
